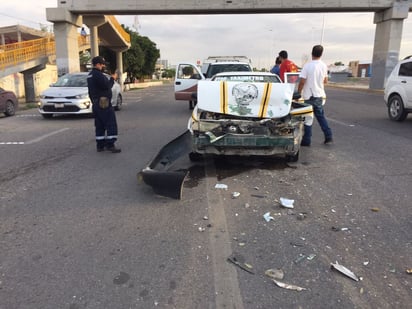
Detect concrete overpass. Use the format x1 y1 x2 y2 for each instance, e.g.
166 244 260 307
46 0 411 89
46 11 130 77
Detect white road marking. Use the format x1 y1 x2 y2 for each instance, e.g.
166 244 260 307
25 128 70 144
328 117 356 127
0 128 70 145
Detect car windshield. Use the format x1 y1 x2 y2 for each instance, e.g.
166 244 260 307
53 74 88 87
213 75 281 83
208 64 251 77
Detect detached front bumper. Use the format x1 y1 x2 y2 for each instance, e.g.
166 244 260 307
139 131 193 199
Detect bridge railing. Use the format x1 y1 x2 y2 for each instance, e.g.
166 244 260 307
0 37 56 71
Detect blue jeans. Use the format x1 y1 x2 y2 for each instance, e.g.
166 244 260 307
301 97 332 144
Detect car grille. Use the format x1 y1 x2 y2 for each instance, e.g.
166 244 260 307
43 105 81 112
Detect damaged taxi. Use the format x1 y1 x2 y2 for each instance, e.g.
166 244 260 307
139 72 313 199
188 72 312 162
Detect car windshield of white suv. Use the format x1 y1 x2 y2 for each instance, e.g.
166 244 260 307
53 74 88 87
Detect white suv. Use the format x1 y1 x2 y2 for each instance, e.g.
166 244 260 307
384 56 412 121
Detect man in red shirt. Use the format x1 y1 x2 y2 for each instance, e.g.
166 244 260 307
278 50 298 82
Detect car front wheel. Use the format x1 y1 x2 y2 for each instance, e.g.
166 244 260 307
388 94 408 121
4 100 16 116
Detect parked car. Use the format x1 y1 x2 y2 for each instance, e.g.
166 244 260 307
384 56 412 121
0 87 18 117
38 72 122 118
187 72 312 162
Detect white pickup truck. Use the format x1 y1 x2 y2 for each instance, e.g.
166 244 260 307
174 56 252 109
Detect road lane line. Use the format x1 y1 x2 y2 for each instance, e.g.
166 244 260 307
328 117 356 127
25 128 70 144
205 160 244 309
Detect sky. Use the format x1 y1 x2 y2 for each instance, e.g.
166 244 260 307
1 1 411 69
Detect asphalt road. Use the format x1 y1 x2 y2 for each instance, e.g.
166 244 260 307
0 84 410 309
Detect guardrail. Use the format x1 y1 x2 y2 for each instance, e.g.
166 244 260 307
0 37 55 71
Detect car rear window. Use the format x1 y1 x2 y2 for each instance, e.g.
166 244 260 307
207 64 252 78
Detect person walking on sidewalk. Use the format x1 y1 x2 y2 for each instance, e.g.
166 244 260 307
87 56 121 153
298 45 333 146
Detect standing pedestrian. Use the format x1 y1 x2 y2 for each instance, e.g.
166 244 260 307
87 56 121 153
80 27 87 44
298 45 333 146
270 56 281 76
278 50 298 82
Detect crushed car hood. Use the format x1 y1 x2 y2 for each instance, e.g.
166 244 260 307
197 81 295 118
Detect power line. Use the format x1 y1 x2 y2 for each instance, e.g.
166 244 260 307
0 12 52 28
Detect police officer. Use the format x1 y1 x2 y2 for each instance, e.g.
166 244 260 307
87 56 121 153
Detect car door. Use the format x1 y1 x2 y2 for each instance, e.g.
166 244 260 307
174 63 204 101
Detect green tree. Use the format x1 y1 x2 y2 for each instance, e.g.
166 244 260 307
122 26 160 82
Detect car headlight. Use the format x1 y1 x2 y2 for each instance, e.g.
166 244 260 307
39 94 46 99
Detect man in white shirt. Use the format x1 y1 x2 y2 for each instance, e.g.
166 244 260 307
298 45 333 146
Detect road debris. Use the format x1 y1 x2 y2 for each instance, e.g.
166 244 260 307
370 208 380 212
331 226 350 232
297 213 306 220
280 197 294 208
227 254 255 274
232 192 240 198
215 183 228 190
406 269 412 274
331 261 359 281
272 279 306 291
307 254 316 260
263 212 275 222
265 268 284 280
294 253 306 264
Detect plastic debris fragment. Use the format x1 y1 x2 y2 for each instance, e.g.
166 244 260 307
215 183 228 190
227 254 255 274
280 197 294 208
263 212 274 222
406 269 412 274
265 268 284 280
331 261 359 281
232 192 240 198
272 279 306 291
370 208 380 212
294 254 306 264
307 254 317 260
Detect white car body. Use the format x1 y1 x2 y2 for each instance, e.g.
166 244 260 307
384 56 412 121
38 72 122 118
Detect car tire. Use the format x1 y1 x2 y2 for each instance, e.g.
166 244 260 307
4 100 16 116
42 114 53 119
388 94 408 121
114 94 122 111
189 101 194 110
286 151 299 162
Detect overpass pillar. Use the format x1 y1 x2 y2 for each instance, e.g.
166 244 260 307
116 51 124 90
370 1 409 89
22 64 46 102
83 15 107 58
46 8 82 76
